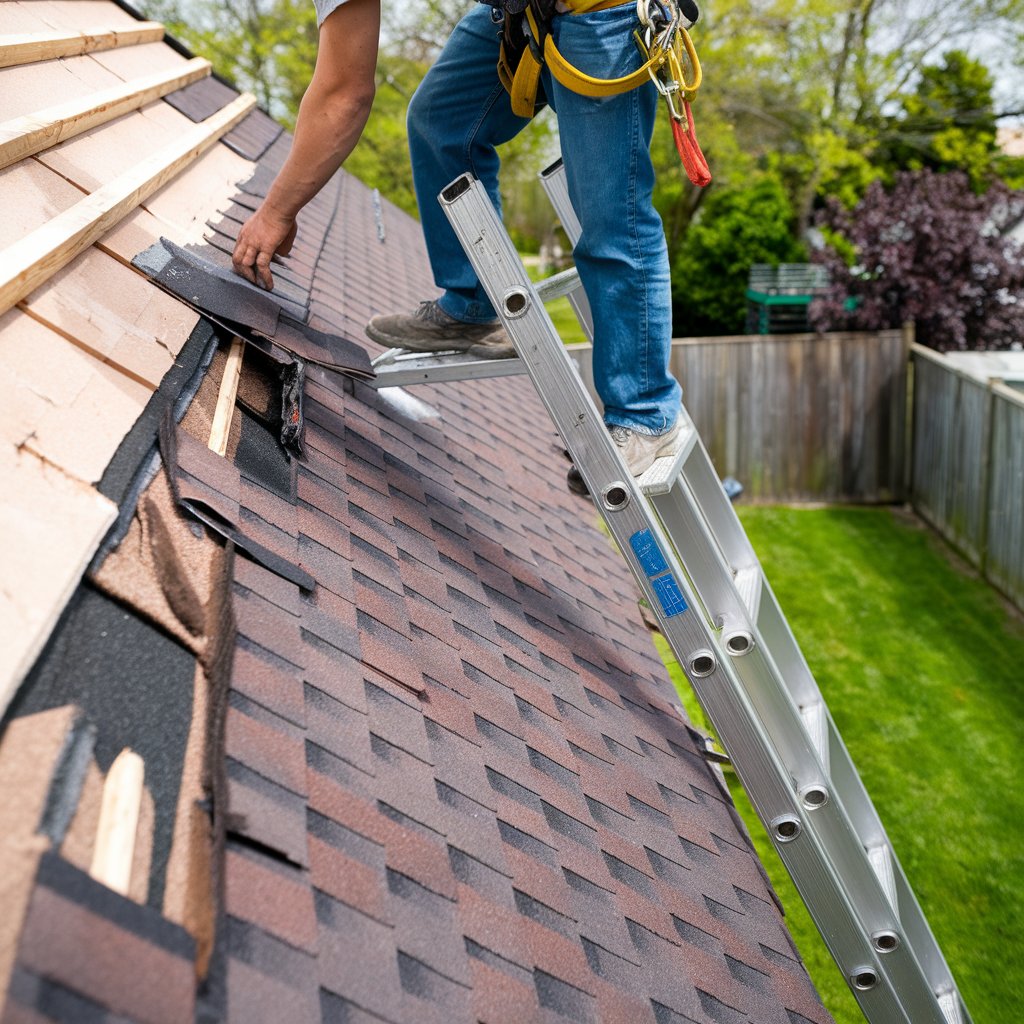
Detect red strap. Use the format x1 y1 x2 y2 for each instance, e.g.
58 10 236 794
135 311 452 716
672 101 711 188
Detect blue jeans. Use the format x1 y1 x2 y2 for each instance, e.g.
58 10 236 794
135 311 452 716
407 4 681 435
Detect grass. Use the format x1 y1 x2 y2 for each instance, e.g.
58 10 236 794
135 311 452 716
655 506 1024 1024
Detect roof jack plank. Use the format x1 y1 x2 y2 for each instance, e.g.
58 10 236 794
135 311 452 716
0 56 212 171
0 22 165 69
0 91 255 315
0 444 118 715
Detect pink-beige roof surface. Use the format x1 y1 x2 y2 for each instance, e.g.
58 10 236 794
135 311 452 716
0 4 833 1023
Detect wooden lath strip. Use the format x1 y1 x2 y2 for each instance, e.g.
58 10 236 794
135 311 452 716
0 57 212 172
0 23 165 68
90 748 145 896
0 92 255 316
209 337 246 456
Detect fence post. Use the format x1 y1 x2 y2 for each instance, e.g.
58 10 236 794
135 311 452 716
902 322 915 503
978 377 997 578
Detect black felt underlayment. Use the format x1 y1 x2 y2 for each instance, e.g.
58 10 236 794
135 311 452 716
235 406 293 499
7 585 195 914
163 75 239 123
134 238 374 378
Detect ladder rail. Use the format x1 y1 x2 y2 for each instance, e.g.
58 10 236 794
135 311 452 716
539 159 594 341
439 170 973 1024
438 172 905 1012
540 159 971 1009
646 451 955 1016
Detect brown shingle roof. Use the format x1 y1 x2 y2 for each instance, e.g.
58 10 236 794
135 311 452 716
0 4 832 1022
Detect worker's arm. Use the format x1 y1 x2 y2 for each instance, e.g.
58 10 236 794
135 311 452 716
232 0 381 290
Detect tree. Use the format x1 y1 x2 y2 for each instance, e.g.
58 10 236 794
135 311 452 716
810 170 1024 350
672 172 806 335
874 51 1001 189
143 0 317 120
689 0 1024 228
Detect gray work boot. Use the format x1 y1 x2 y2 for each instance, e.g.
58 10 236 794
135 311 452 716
609 417 684 476
566 415 684 496
366 300 513 355
467 330 516 359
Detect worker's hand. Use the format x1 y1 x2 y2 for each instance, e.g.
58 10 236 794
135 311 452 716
232 206 297 291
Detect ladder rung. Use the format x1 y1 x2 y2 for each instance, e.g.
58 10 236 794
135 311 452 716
370 349 526 387
937 989 965 1024
799 702 830 773
733 564 763 620
536 266 582 303
638 420 697 495
867 841 899 914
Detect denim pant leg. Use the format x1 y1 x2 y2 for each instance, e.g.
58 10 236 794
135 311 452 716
407 7 532 324
546 7 681 434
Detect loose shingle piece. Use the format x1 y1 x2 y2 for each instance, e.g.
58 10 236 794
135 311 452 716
0 3 833 1023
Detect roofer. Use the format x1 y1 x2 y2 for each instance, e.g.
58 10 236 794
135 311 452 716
232 0 701 489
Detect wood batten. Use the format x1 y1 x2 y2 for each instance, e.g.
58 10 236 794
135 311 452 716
0 93 256 316
0 23 165 69
0 57 212 171
209 337 245 457
90 749 145 896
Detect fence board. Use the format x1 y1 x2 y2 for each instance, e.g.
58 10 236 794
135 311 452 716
911 348 990 564
668 330 907 502
984 384 1024 608
567 330 907 502
910 349 1024 614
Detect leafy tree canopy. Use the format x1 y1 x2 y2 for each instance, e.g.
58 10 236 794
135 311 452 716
672 172 806 335
810 169 1024 350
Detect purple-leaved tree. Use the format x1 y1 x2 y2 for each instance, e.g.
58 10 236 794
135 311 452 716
810 170 1024 350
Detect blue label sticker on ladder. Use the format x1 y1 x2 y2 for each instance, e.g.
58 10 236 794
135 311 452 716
629 529 668 577
652 573 688 618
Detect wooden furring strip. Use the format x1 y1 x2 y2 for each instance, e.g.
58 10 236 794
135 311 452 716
209 337 245 457
89 748 145 896
0 23 165 68
0 57 212 171
0 92 256 316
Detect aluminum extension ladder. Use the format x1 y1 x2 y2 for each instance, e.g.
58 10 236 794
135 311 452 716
371 162 972 1024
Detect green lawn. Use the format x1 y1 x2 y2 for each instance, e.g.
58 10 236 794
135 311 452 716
656 506 1024 1024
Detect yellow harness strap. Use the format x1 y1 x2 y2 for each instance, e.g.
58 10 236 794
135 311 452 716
541 11 667 99
509 27 545 117
508 1 701 116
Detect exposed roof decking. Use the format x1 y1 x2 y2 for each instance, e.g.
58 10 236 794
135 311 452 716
0 0 257 709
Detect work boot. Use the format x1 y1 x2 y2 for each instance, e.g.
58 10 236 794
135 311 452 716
566 416 684 496
609 418 684 476
366 300 513 355
467 330 517 359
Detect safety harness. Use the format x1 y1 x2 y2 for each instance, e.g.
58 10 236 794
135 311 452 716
496 0 711 186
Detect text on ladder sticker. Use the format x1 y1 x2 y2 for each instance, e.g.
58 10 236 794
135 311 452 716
629 529 688 618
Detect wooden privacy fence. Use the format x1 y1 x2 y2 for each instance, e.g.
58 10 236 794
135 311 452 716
910 344 1024 611
568 328 910 503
